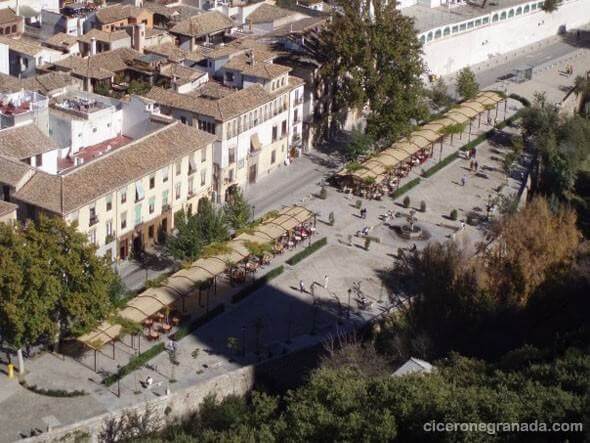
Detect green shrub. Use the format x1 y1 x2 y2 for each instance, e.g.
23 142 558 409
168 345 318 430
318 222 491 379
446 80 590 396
420 200 426 212
450 209 458 220
286 237 327 266
231 266 284 303
403 196 411 208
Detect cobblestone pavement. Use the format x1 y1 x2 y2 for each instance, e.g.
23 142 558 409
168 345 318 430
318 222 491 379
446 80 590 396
0 102 524 442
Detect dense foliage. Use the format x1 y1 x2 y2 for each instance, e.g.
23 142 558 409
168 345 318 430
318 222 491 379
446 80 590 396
166 199 229 261
319 0 427 145
0 217 118 349
521 94 590 235
455 67 479 100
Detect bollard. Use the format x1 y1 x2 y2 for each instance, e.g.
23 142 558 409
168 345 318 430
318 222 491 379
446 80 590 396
7 363 14 379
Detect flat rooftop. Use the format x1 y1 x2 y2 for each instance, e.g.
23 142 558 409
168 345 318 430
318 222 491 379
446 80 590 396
402 0 537 33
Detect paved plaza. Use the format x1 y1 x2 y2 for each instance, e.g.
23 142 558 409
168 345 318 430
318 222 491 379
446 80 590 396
0 100 526 442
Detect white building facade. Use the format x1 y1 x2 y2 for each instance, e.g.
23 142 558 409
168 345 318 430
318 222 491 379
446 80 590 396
405 0 590 75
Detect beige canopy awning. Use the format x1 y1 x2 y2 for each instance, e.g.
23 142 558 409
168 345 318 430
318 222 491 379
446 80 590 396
339 91 503 185
78 205 314 349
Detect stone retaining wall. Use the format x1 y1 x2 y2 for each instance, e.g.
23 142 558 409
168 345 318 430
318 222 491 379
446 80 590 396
21 365 256 443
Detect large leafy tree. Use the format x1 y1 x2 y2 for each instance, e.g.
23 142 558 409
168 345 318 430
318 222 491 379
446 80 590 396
320 0 427 145
455 67 479 100
30 217 117 339
166 201 229 260
0 217 117 370
224 188 252 230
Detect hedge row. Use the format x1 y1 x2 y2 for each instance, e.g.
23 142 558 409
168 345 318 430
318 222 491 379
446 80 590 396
231 265 285 303
391 178 421 200
286 237 328 266
104 342 165 386
170 304 226 341
20 381 87 397
422 152 459 178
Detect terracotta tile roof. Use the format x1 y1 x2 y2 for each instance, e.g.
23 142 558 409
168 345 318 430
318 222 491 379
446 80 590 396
0 72 21 93
0 35 43 57
0 72 77 94
14 121 215 215
95 5 149 24
0 124 57 160
159 63 206 83
0 8 20 25
78 29 131 44
265 16 326 37
144 42 204 63
242 62 291 80
20 72 78 95
246 4 296 24
143 1 177 18
53 48 141 80
0 154 34 187
45 32 79 50
170 11 234 38
0 200 17 218
146 83 274 121
224 54 291 80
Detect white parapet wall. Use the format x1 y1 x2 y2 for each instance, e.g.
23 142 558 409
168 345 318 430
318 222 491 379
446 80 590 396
421 0 590 76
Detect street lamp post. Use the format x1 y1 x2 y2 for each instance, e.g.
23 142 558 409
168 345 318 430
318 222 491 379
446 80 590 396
347 288 352 319
116 365 121 398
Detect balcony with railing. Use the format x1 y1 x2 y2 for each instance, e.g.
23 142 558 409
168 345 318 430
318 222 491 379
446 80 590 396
89 214 99 226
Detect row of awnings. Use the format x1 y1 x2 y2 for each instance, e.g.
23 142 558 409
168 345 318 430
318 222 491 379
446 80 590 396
340 91 505 183
77 205 314 350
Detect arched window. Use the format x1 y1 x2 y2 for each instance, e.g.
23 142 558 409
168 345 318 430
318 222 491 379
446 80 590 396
531 2 537 9
482 16 489 24
475 19 481 26
516 6 522 14
420 35 425 44
467 21 474 29
492 14 499 22
0 28 3 35
508 9 515 17
427 32 433 41
524 5 530 12
443 27 450 36
452 25 459 33
434 29 442 39
501 11 507 19
11 25 16 33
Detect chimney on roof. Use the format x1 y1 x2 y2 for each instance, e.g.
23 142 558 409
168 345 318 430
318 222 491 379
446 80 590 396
133 23 145 53
90 37 97 56
16 0 20 16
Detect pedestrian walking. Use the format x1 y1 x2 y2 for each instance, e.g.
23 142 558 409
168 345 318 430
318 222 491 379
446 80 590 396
474 161 479 171
472 148 477 159
310 282 315 298
469 160 474 171
460 221 465 231
299 279 305 293
461 175 467 187
323 275 329 289
145 376 153 389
